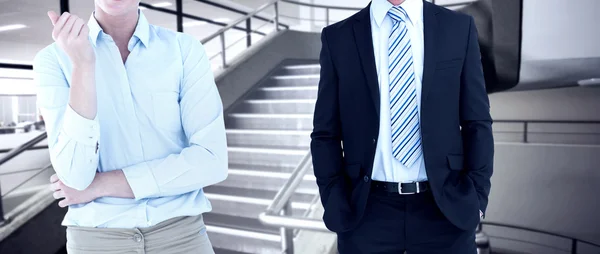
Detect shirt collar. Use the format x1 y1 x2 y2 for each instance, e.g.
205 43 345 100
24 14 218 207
88 10 150 48
371 0 423 27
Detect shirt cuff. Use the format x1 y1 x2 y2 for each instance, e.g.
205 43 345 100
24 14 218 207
122 162 160 200
62 105 100 146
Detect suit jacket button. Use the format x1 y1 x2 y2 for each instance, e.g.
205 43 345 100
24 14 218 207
372 138 376 144
364 176 370 182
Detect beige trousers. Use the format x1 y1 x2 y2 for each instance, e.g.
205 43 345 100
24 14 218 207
66 215 214 254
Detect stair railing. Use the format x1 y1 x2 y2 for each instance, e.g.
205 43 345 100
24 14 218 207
200 0 363 71
259 118 600 254
0 132 48 227
258 150 326 254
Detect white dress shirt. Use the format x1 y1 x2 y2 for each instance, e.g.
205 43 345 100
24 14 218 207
33 11 228 228
370 0 428 184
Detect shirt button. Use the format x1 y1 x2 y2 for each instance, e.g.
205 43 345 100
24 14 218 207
133 234 142 243
363 175 370 182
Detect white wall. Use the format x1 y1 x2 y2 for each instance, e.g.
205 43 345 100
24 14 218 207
522 0 600 61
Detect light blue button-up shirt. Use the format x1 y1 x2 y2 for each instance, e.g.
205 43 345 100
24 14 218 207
33 11 228 228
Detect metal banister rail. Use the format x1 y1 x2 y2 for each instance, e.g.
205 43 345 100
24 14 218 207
259 150 327 228
200 0 362 70
281 0 364 11
259 119 600 254
258 150 326 253
0 132 49 226
201 0 282 44
0 132 47 166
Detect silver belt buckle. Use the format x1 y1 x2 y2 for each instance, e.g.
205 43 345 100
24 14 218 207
416 182 420 193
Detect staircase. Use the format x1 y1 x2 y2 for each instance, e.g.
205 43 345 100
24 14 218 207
204 61 321 254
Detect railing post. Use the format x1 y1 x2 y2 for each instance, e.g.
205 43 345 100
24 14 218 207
475 223 491 254
280 201 294 254
60 0 69 13
176 0 183 32
0 187 5 227
274 2 280 31
325 8 330 26
523 122 529 143
571 239 577 254
219 33 227 68
246 18 252 47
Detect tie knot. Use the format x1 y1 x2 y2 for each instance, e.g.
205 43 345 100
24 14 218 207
388 6 409 23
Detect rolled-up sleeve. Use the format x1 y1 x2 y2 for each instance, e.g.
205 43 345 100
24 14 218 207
34 46 100 191
122 34 228 200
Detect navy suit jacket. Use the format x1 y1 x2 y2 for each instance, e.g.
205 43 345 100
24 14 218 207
311 1 494 233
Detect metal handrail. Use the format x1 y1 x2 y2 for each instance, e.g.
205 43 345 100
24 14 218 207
193 0 290 30
494 119 600 143
201 0 281 44
481 221 600 250
0 132 47 167
0 63 33 70
259 117 600 254
0 131 49 226
495 119 600 124
281 0 363 11
259 150 327 253
200 0 362 70
1 163 53 198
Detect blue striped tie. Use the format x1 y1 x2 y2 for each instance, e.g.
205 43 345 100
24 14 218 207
388 6 422 167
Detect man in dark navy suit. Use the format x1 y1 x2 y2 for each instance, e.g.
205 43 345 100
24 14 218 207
311 0 494 253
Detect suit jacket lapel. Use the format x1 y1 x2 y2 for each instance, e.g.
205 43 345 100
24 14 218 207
353 4 381 117
421 1 439 105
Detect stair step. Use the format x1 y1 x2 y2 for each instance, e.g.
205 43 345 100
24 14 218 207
226 129 311 149
227 163 296 173
205 213 279 235
233 99 316 114
206 192 311 219
1 185 48 215
216 168 318 194
274 64 320 76
225 113 313 130
228 146 306 168
264 75 320 87
0 167 53 194
204 185 316 203
0 167 53 214
207 225 281 254
249 86 318 100
214 248 252 254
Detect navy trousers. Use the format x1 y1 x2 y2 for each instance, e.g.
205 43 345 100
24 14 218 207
337 189 476 254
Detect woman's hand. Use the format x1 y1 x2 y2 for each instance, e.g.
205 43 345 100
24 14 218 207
50 174 98 207
47 11 95 67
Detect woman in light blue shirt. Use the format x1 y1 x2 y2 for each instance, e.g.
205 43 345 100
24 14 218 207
34 0 227 253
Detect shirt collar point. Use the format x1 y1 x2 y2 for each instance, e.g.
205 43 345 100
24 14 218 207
135 11 151 48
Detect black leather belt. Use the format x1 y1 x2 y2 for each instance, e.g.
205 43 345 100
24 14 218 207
371 180 429 194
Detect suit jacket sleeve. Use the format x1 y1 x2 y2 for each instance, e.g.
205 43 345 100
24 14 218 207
311 29 349 213
460 17 494 215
